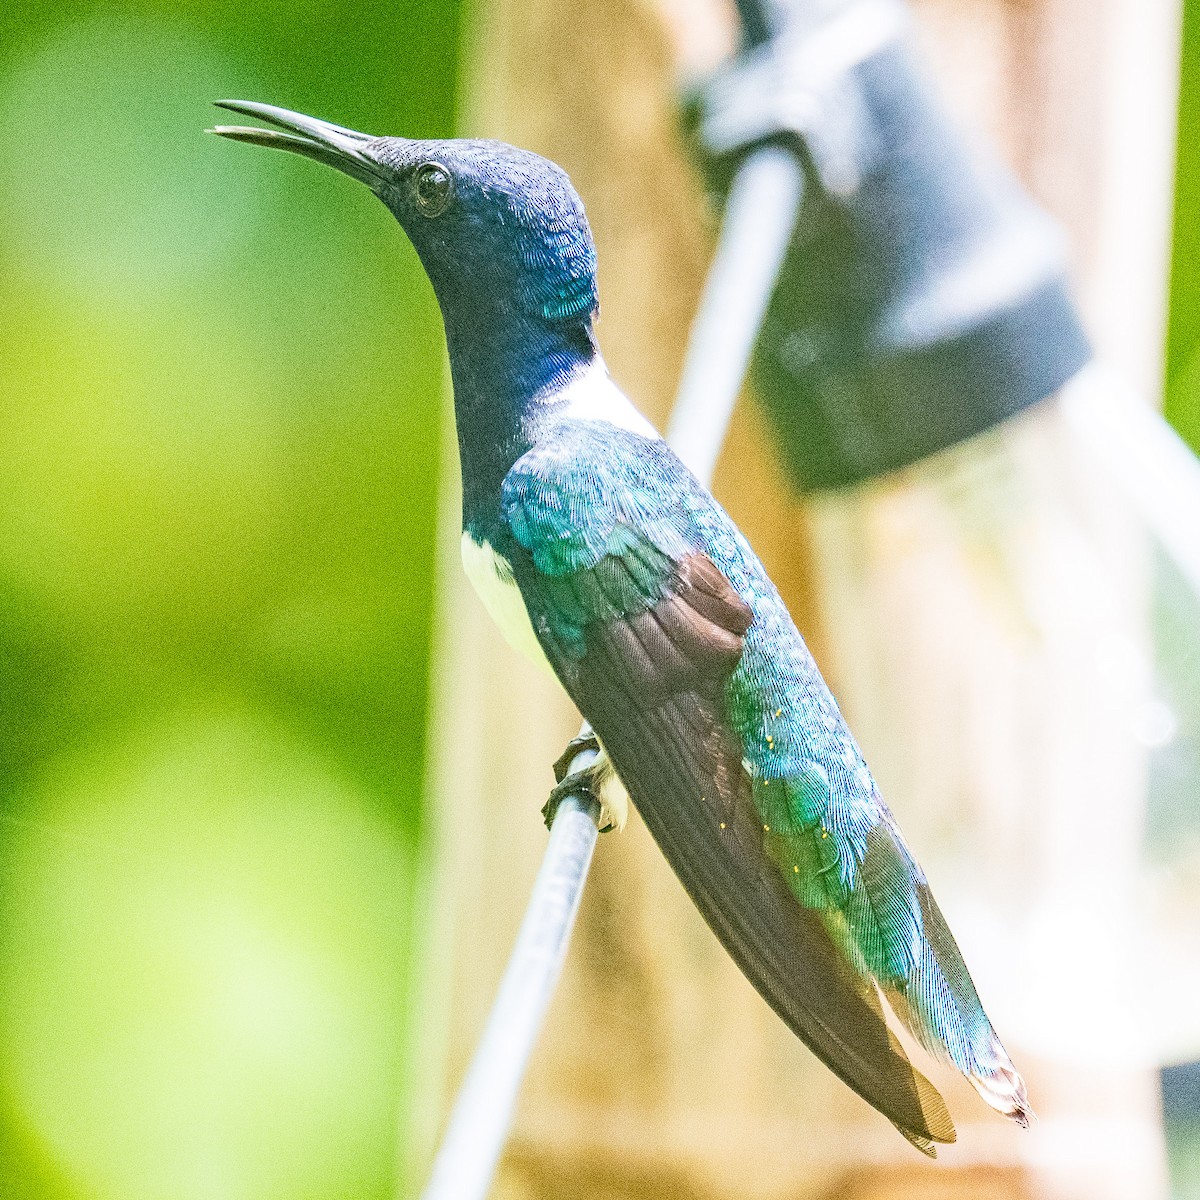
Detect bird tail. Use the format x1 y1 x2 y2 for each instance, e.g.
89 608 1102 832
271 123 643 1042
771 776 1030 1136
882 871 1033 1127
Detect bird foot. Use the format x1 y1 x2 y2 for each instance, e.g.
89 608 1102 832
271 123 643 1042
543 731 610 831
552 731 602 785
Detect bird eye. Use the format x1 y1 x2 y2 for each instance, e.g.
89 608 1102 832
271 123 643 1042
413 162 452 217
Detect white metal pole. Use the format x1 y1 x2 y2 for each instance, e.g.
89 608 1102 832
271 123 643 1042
419 773 600 1200
666 145 805 483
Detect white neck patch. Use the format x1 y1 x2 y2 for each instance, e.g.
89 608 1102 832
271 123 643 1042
558 358 662 440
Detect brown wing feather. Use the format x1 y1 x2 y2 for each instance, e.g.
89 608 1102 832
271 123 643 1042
535 549 955 1149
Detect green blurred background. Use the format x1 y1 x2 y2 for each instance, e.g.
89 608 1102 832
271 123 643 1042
0 1 461 1196
3 0 1200 1198
1169 0 1200 447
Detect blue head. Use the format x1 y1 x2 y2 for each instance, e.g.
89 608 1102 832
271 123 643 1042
211 101 602 526
370 138 599 329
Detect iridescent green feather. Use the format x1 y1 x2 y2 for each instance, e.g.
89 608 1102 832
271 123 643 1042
501 420 1029 1128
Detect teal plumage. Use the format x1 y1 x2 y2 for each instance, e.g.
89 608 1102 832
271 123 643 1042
502 420 1030 1148
212 100 1031 1154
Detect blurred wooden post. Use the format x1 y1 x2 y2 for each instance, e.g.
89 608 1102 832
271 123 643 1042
419 1 1180 1197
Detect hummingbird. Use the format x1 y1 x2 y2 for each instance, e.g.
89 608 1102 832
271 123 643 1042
211 101 1031 1154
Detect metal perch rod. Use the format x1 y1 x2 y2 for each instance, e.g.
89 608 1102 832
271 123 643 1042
419 775 601 1200
667 144 805 480
418 143 804 1200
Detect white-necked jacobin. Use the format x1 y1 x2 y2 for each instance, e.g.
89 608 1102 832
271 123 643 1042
211 101 1031 1154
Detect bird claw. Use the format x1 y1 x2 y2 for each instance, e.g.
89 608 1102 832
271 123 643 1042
544 731 609 831
552 731 601 784
541 774 606 831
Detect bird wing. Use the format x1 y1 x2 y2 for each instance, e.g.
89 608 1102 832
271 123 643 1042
754 767 1030 1128
500 421 955 1152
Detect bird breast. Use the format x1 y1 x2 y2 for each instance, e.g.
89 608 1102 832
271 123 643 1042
460 533 555 675
459 531 630 831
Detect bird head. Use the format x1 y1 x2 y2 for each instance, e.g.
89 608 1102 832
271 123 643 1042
210 101 599 331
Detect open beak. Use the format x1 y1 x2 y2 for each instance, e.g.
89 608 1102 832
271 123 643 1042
208 100 387 189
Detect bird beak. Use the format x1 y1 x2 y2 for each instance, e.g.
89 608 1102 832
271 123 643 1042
208 100 387 189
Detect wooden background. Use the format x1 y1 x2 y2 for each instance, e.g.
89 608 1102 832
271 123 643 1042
417 1 1183 1196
